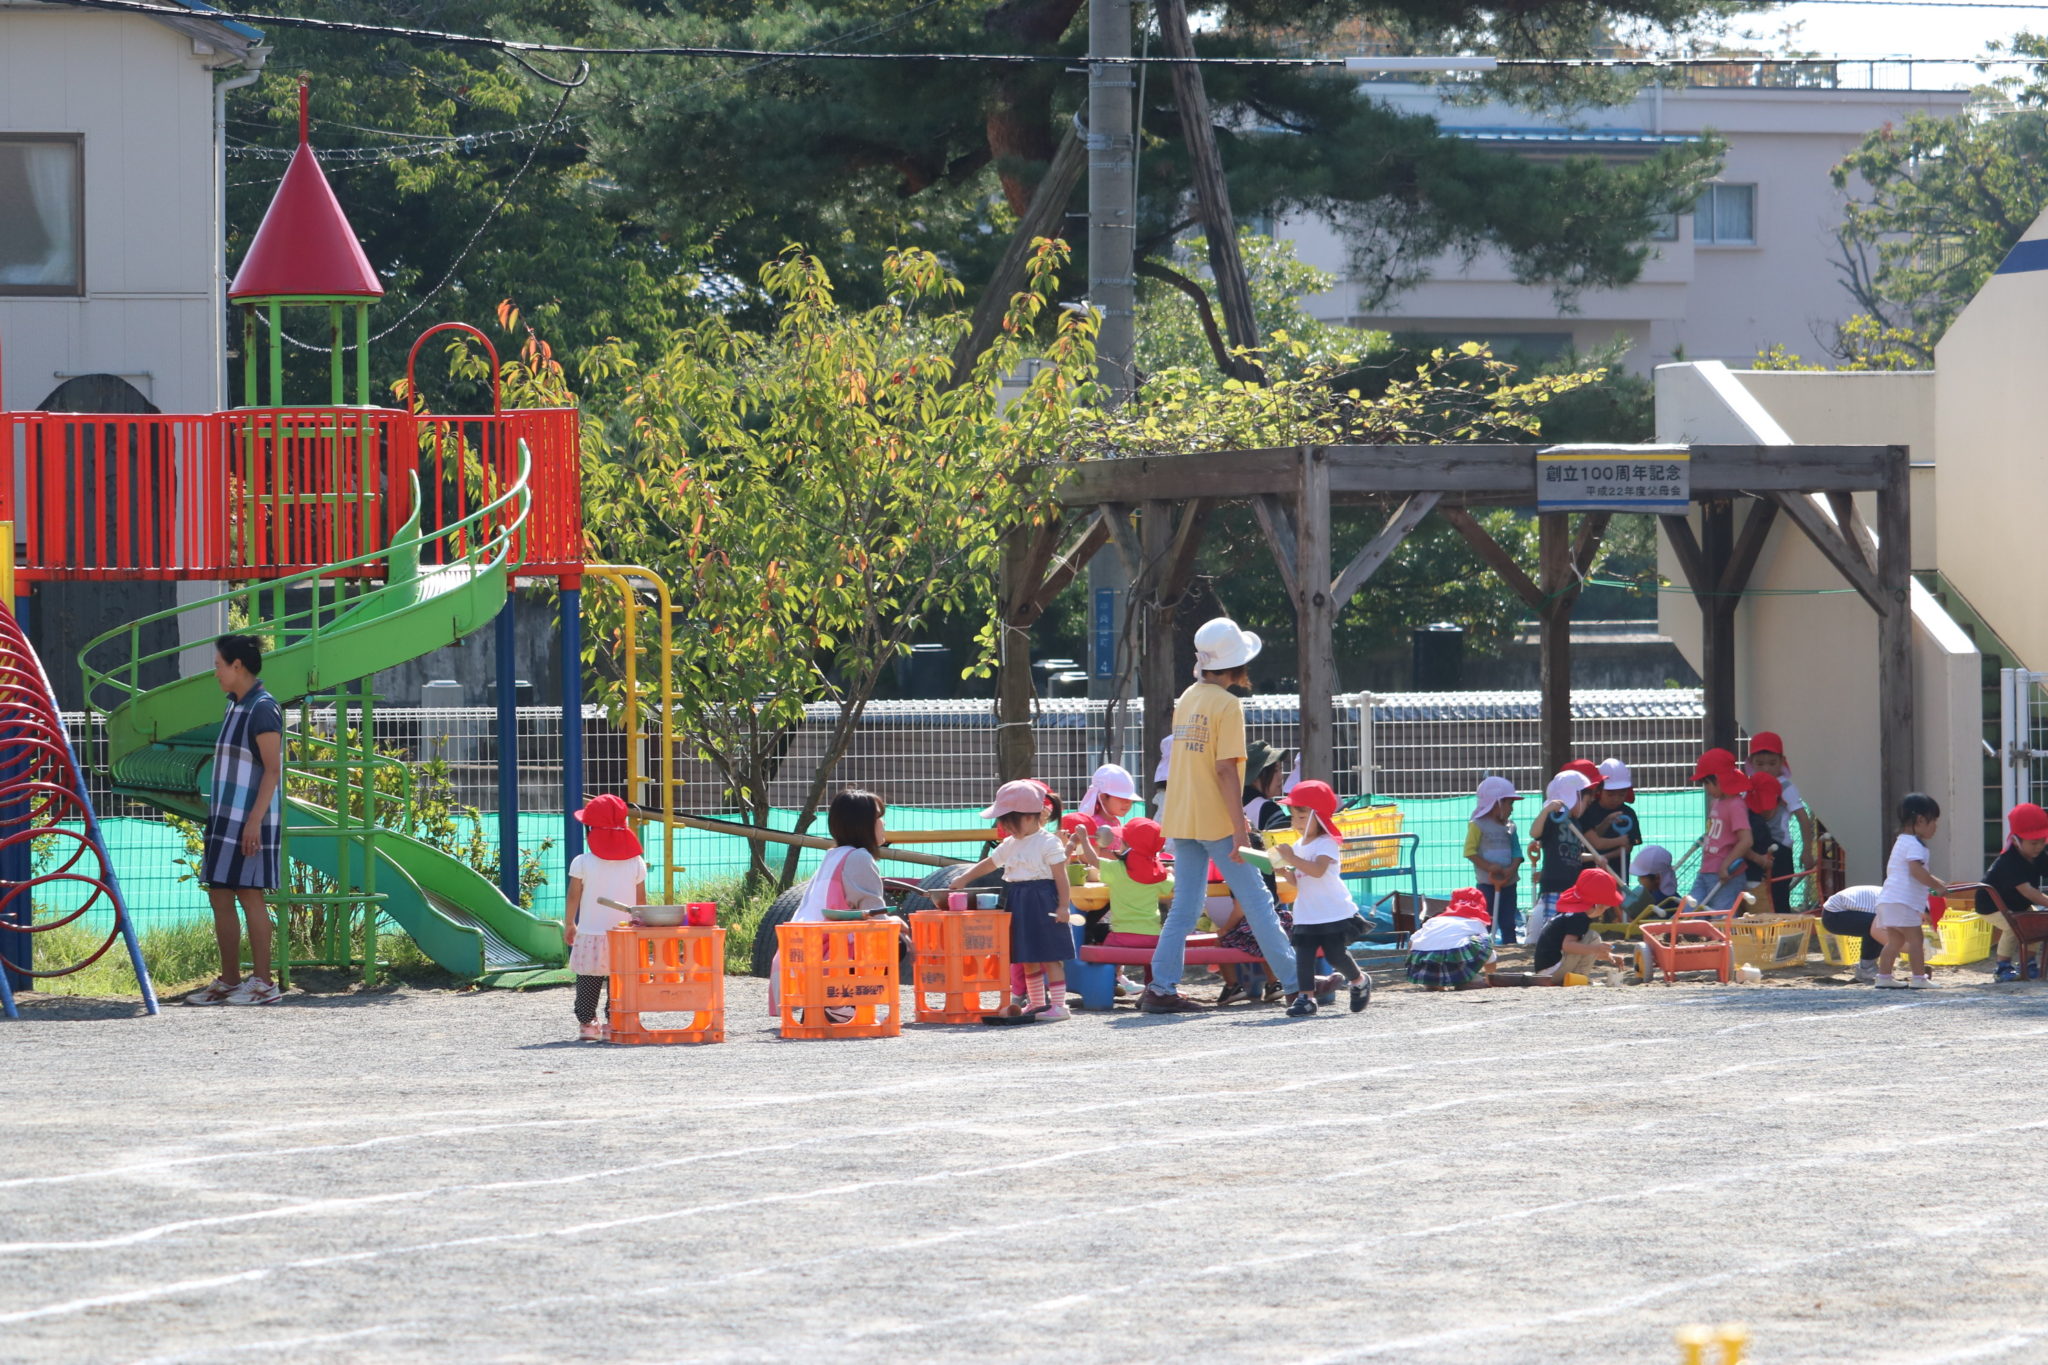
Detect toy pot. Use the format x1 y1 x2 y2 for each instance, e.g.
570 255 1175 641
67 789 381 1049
685 902 718 926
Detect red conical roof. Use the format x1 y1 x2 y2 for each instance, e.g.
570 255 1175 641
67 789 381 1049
229 86 382 301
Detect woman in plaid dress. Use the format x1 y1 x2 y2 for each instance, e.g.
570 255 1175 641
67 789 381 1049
184 635 286 1006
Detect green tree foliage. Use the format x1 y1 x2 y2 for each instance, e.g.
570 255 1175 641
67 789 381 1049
226 0 689 395
1135 231 1386 377
561 0 1723 322
1832 39 2048 361
578 242 1096 886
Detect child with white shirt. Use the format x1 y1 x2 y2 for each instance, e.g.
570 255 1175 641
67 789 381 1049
1273 780 1371 1017
561 794 648 1041
1873 793 1947 989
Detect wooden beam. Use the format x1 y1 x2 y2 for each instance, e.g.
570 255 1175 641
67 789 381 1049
1330 491 1441 609
1438 505 1543 610
1295 448 1337 783
1771 491 1887 615
1718 497 1778 597
1876 466 1914 852
1155 0 1262 381
1660 514 1710 603
1009 513 1064 616
1138 501 1179 803
1016 510 1109 628
1159 498 1211 601
1251 493 1301 602
1698 502 1737 754
1561 510 1612 607
1825 490 1879 571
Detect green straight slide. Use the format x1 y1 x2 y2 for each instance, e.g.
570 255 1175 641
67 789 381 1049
79 450 569 987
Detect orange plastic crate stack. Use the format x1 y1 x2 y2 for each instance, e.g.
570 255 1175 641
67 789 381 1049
605 924 725 1044
909 910 1010 1023
776 920 903 1039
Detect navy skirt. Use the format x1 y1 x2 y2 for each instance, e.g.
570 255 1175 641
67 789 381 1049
1006 879 1075 964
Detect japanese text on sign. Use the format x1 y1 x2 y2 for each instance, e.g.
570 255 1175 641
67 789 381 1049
1535 448 1690 512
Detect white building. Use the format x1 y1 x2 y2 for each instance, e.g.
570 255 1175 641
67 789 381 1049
0 0 264 416
1279 77 1972 373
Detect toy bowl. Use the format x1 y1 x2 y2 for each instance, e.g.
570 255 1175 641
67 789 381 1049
633 904 687 927
1072 883 1109 912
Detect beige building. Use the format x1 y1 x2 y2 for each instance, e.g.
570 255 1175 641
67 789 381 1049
1279 78 1972 373
1652 211 2048 881
0 0 265 415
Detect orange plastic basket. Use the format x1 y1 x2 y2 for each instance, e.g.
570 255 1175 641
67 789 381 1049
909 910 1010 1024
606 924 725 1044
776 920 903 1039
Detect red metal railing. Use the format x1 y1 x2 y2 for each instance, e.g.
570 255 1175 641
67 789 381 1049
0 405 582 582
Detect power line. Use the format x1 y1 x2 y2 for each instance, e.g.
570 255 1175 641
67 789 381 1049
44 0 2048 70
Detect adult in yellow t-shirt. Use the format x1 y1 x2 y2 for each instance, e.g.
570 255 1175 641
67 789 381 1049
1141 618 1300 1012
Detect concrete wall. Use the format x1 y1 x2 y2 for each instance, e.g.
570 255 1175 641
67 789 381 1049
1932 206 2048 673
1653 361 1982 883
0 7 233 414
1281 83 1972 374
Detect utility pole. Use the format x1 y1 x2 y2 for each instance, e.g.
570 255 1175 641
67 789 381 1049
1085 0 1136 707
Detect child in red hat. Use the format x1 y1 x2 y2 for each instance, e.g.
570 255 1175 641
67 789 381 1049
563 794 647 1041
1530 868 1626 982
1981 802 2048 981
1273 780 1371 1017
1744 732 1814 910
1405 887 1498 991
1687 757 1755 911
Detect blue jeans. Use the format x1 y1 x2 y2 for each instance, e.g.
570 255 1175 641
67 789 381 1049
1686 869 1749 911
1151 836 1298 992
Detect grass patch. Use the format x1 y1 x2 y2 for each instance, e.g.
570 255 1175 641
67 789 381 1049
15 920 221 998
672 876 785 974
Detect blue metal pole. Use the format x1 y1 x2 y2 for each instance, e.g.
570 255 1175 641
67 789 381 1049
495 595 521 902
560 584 583 862
0 721 28 1015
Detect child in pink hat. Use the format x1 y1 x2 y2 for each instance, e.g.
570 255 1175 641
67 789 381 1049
951 780 1076 1021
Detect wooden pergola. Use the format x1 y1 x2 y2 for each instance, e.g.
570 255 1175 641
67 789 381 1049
996 441 1913 842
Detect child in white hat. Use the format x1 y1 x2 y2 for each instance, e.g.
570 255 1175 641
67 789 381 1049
1464 775 1522 943
1077 762 1141 855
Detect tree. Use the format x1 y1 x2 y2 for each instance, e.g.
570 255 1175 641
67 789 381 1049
559 0 1724 330
1135 231 1384 377
227 0 690 396
579 242 1095 887
1832 39 2048 361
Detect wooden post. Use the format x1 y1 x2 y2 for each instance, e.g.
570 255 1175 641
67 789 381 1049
1537 512 1572 775
1699 502 1737 753
1296 447 1336 783
995 528 1037 782
1876 452 1914 842
1138 500 1179 801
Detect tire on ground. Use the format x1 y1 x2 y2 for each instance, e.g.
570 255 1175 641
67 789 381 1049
748 882 810 978
897 863 1001 915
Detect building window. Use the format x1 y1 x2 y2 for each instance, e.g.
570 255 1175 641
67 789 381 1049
0 135 83 295
1695 183 1756 246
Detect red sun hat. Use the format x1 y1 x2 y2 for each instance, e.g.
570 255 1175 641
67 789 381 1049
1560 758 1604 787
1745 772 1783 814
1690 747 1740 781
1749 731 1787 758
574 793 643 861
2009 802 2048 841
1060 811 1099 839
1283 779 1340 830
1443 886 1494 925
1569 867 1625 907
1120 817 1168 885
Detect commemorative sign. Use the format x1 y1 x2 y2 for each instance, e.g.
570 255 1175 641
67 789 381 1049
1534 444 1690 513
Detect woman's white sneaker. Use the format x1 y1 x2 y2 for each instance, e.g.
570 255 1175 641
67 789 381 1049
225 977 282 1005
183 978 236 1006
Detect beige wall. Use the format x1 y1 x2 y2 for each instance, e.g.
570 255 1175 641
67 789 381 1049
0 8 228 413
1933 208 2048 673
1654 361 1982 883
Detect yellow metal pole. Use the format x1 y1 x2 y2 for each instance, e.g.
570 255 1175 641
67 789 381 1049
0 520 14 603
584 567 680 900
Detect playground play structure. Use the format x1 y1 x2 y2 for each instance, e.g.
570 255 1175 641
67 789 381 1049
0 92 684 994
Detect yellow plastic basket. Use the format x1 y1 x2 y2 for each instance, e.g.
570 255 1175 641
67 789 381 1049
1928 910 1993 966
1817 928 1864 966
1267 804 1405 873
1729 914 1816 971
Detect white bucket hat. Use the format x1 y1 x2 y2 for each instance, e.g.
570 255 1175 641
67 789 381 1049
1191 617 1261 679
1471 775 1518 821
1079 763 1140 819
1544 771 1592 806
1154 734 1173 784
1597 757 1634 791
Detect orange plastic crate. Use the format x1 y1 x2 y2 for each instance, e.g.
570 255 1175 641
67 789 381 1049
606 924 725 1044
776 920 903 1039
909 910 1010 1024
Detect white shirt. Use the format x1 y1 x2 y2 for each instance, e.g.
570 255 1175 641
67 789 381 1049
991 827 1066 882
1409 913 1490 952
1880 834 1930 909
1823 885 1883 915
566 852 647 976
1286 833 1355 925
793 847 886 922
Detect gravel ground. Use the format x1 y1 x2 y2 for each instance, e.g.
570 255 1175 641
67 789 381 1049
6 961 2048 1365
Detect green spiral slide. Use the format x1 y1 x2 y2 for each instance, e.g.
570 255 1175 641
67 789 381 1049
78 451 569 987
